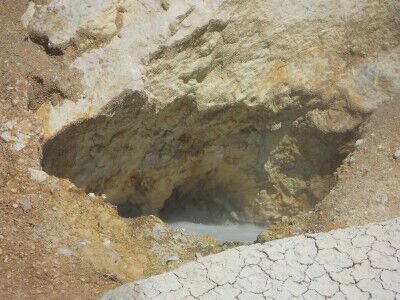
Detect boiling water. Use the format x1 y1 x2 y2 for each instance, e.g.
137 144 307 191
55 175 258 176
169 221 267 243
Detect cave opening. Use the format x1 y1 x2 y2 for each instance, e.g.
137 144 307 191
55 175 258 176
157 179 270 243
41 91 361 243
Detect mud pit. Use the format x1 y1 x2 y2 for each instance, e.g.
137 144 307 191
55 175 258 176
42 88 359 242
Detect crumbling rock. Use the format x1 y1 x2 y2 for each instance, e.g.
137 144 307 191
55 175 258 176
22 0 400 223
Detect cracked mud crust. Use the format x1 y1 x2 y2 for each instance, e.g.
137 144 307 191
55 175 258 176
102 218 400 299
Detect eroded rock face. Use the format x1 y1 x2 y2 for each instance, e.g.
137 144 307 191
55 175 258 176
24 0 400 223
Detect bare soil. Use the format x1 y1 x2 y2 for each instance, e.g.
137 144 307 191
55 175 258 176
0 2 119 299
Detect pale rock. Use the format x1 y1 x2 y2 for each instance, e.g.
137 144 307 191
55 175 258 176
24 0 400 224
103 239 112 247
14 132 29 151
0 131 12 142
270 122 282 132
58 246 73 256
230 211 239 222
14 141 26 151
355 139 364 147
28 168 48 183
78 239 91 246
1 129 30 151
166 256 180 264
394 149 400 160
1 121 14 131
17 198 32 213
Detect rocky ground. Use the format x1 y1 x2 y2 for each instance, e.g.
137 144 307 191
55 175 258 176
0 2 220 299
259 97 400 242
0 0 399 299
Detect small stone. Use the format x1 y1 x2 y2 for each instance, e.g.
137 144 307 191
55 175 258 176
166 256 180 264
103 239 112 247
230 211 239 221
12 203 19 209
2 121 14 131
101 194 107 199
0 132 12 142
377 144 383 150
14 141 26 151
17 198 32 213
58 246 73 256
88 193 96 198
270 122 282 131
78 239 90 246
355 139 364 147
393 149 400 160
161 0 170 11
28 168 48 183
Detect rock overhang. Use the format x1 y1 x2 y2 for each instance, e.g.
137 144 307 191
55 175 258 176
23 0 400 228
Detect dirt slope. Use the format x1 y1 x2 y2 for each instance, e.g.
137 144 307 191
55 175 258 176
0 1 118 298
0 1 218 299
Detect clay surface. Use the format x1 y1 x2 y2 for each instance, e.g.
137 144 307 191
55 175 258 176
103 218 400 300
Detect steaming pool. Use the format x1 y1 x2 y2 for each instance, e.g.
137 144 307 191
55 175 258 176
168 221 267 243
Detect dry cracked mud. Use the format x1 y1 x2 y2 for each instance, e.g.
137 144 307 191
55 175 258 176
103 217 400 299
